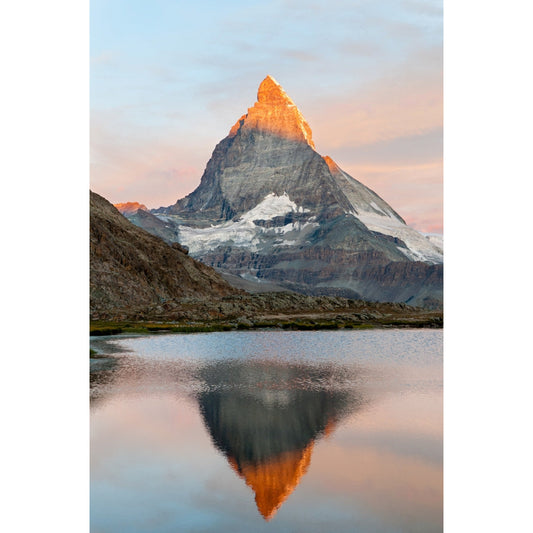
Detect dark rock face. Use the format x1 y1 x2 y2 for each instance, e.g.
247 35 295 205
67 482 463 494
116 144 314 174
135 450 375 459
202 246 442 305
138 76 443 307
90 191 238 318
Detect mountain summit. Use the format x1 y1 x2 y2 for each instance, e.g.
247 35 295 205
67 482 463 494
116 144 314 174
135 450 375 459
229 75 315 149
145 76 443 306
158 75 358 223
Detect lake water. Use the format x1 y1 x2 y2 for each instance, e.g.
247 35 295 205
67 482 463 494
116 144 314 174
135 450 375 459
90 329 442 533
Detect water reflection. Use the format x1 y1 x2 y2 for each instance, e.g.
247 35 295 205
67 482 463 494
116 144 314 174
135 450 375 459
91 331 442 532
90 351 367 520
195 360 365 520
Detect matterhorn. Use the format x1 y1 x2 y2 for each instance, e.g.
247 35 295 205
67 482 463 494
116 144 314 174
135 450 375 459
131 75 442 307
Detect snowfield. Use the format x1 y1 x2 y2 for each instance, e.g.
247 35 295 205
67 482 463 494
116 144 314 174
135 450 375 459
158 192 443 264
175 193 318 254
355 209 443 263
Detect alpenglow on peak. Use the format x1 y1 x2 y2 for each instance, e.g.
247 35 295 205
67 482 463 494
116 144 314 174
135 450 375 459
149 74 442 307
257 75 294 105
229 75 315 148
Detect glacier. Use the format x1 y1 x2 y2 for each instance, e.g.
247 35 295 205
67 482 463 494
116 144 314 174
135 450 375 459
172 193 318 254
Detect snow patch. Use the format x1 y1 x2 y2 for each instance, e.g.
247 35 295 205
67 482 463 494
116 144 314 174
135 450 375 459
177 193 316 254
423 233 443 251
356 210 443 263
239 192 307 222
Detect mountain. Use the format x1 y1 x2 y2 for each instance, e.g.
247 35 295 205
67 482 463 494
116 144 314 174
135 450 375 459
114 201 148 215
137 75 442 307
90 191 238 319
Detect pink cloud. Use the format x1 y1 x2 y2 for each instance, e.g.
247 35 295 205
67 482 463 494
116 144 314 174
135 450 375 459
308 69 442 151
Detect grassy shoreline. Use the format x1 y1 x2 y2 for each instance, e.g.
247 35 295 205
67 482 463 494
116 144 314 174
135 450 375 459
90 314 442 337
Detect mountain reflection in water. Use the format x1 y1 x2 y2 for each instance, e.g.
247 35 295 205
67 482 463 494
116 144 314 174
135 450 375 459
91 330 443 533
195 360 365 520
91 352 366 521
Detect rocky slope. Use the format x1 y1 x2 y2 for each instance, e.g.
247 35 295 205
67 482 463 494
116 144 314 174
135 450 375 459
125 207 182 244
127 76 443 307
90 290 442 328
90 191 238 318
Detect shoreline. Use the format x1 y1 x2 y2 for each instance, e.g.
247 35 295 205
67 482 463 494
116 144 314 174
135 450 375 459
90 313 442 337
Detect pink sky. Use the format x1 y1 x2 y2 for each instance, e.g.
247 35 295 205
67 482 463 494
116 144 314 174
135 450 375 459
91 75 442 233
91 0 442 234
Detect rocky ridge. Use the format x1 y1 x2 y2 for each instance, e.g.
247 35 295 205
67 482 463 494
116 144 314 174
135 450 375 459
90 191 237 318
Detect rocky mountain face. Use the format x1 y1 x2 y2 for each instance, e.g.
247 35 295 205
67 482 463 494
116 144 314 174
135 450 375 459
90 191 238 319
132 76 442 307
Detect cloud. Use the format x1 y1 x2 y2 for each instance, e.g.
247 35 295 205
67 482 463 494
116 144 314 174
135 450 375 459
280 49 318 63
308 57 442 151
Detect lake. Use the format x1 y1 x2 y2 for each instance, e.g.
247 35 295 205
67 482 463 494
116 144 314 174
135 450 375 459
90 329 442 532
